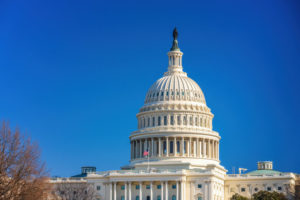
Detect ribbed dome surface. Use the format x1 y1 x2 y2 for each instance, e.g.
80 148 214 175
144 74 206 104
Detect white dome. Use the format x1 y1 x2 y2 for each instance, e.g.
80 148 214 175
145 74 206 104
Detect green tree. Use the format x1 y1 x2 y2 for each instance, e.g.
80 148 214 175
252 191 288 200
230 193 249 200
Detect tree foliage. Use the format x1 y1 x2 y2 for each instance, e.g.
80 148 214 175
252 191 288 200
230 193 249 200
0 121 50 200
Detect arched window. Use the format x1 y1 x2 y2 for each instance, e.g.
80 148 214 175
172 195 176 200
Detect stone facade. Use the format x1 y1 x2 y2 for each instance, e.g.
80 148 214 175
50 30 299 200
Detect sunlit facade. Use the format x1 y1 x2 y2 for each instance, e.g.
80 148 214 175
50 29 299 200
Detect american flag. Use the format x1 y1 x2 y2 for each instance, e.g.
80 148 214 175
143 150 149 157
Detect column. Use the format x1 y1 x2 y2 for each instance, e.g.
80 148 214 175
208 140 210 158
166 137 169 157
165 182 168 200
159 138 162 157
176 181 179 200
204 181 208 200
201 139 204 158
181 137 184 156
174 137 177 156
196 138 199 157
125 183 127 200
217 142 219 160
151 138 154 157
187 138 191 157
193 140 196 157
180 181 184 200
190 181 194 200
212 141 214 159
136 141 138 159
139 182 143 200
144 139 147 152
109 183 112 200
130 142 132 160
161 182 164 200
140 140 142 158
150 182 153 200
113 182 117 200
129 182 132 200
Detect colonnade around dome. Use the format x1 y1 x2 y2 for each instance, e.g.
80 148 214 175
130 136 219 161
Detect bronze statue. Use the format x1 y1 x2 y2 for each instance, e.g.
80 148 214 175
173 28 178 40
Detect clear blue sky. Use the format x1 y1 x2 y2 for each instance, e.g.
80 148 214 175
0 0 299 177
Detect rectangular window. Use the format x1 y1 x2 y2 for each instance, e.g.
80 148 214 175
177 116 181 125
183 116 187 125
152 117 155 126
278 187 282 191
146 185 150 189
157 195 161 200
172 184 176 189
97 186 101 190
184 141 186 154
121 196 125 200
136 196 140 200
147 118 150 127
190 116 193 125
170 116 174 125
170 141 174 154
163 141 166 154
136 185 140 190
164 116 167 125
267 187 272 191
177 141 180 153
121 185 125 190
198 184 202 189
158 117 161 126
241 188 245 192
157 185 161 189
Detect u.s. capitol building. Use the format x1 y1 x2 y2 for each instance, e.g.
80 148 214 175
51 29 299 200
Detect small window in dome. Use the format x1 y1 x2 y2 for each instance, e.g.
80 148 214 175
177 116 181 125
183 116 187 125
170 116 174 125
